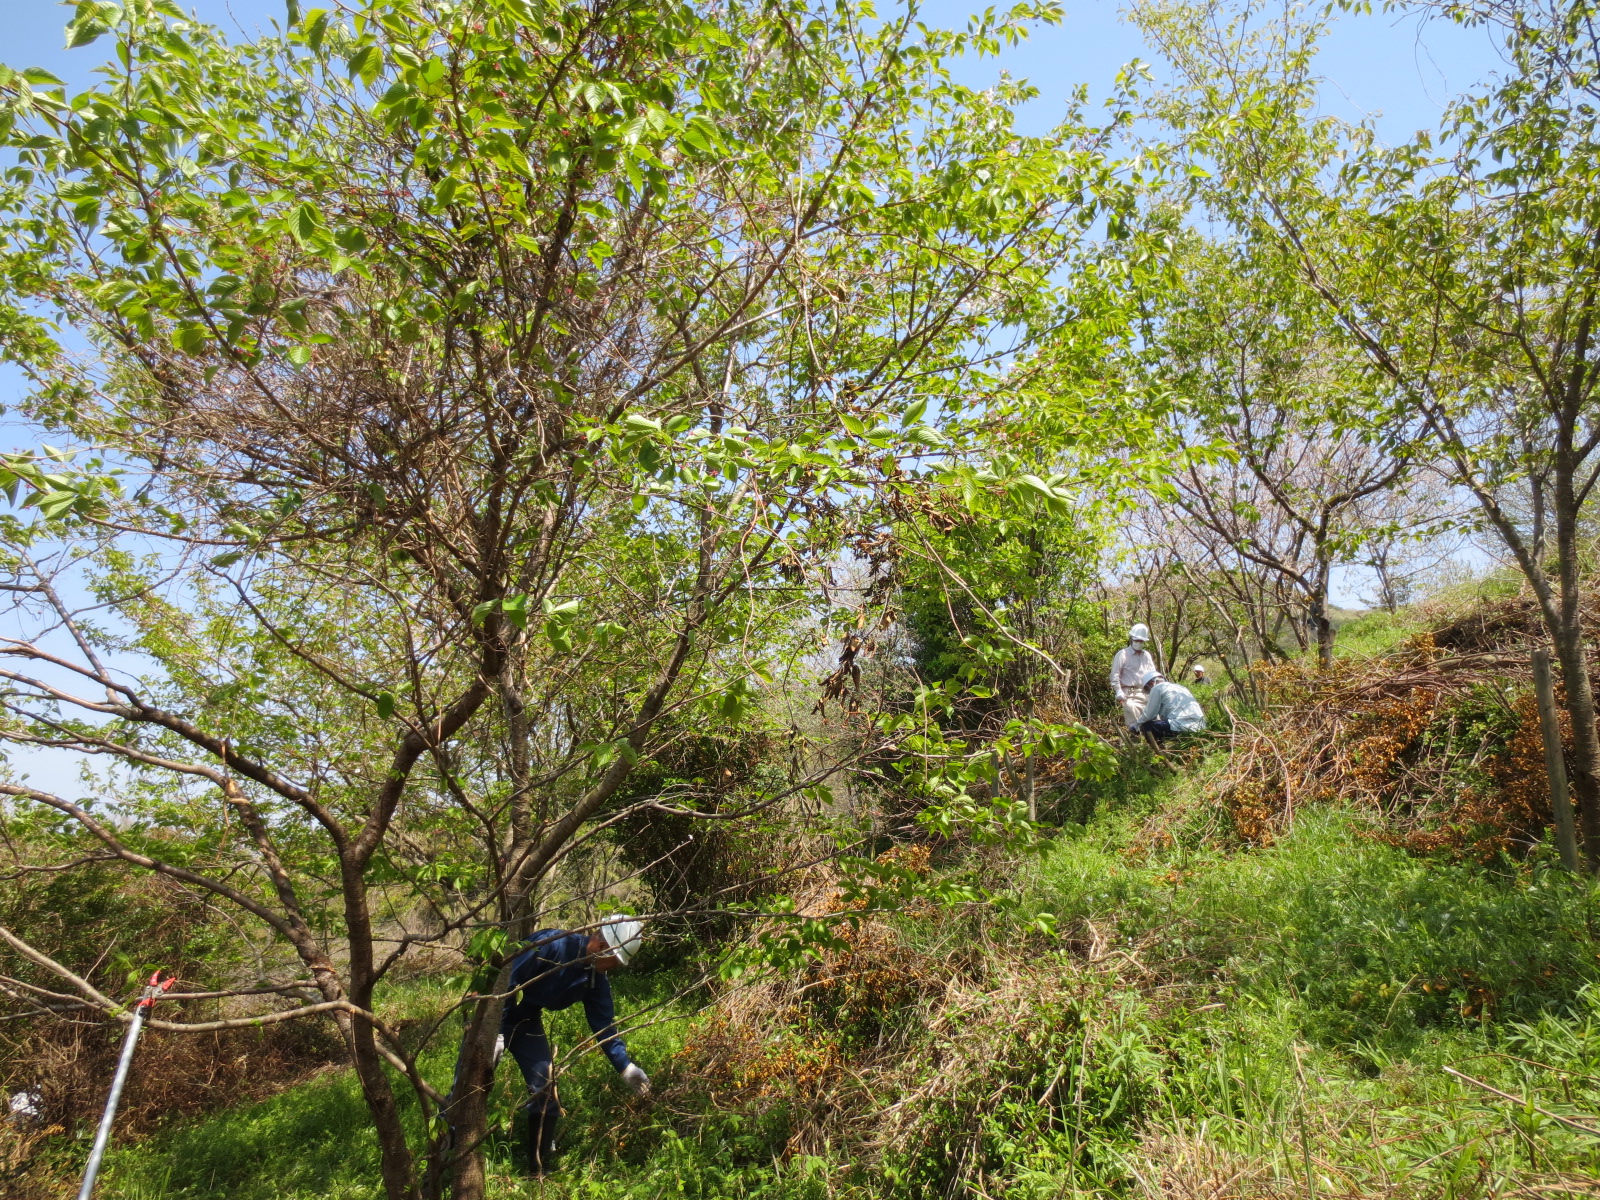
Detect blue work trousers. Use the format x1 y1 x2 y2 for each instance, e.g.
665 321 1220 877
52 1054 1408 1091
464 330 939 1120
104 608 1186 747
503 1012 559 1116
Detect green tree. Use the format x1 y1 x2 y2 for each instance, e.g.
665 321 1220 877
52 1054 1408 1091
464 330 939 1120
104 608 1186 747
1139 238 1426 666
0 1 1133 1194
1136 0 1600 867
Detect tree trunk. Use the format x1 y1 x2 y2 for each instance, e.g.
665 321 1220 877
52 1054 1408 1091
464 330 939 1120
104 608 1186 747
437 520 720 1196
1024 695 1036 822
434 975 509 1200
436 657 538 1200
341 854 420 1200
1552 453 1600 870
350 1013 422 1200
1309 560 1335 668
1549 622 1600 870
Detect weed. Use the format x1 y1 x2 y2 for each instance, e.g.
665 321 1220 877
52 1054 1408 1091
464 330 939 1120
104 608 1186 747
75 694 1600 1200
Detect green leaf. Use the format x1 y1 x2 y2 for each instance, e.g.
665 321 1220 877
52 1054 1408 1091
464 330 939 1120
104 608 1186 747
542 598 581 653
173 324 208 354
65 1 120 50
306 10 336 50
465 926 509 964
34 490 80 518
348 44 383 87
285 345 312 367
289 202 323 248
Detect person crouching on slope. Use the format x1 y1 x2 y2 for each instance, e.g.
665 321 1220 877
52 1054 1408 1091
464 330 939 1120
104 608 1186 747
1135 669 1207 742
498 918 648 1173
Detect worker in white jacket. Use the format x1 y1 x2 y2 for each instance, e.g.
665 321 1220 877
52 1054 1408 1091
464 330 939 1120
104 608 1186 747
1135 670 1207 740
1110 624 1158 730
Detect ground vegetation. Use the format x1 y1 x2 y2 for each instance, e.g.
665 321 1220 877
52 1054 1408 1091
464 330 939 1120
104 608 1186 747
0 2 1599 1199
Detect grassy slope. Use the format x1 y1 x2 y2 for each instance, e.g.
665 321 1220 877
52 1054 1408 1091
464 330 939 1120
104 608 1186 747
97 971 710 1200
1028 778 1600 1197
94 743 1600 1198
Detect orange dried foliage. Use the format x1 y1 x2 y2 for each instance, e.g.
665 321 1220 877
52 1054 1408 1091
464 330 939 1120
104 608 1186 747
675 1012 846 1105
671 902 951 1125
1388 693 1563 862
1209 629 1560 853
1344 690 1440 800
874 842 932 876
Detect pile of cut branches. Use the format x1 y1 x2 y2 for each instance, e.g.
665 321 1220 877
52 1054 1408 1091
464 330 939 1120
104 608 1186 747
1211 607 1579 859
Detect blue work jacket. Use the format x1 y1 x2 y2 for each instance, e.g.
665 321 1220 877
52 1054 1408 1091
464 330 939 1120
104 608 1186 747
502 929 631 1070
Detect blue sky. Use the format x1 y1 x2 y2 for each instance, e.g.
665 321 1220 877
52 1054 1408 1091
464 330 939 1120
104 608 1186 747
8 0 1507 142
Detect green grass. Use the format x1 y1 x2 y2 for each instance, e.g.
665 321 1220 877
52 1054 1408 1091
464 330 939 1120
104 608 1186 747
97 967 720 1199
95 778 1600 1199
1019 803 1600 1195
1333 607 1426 659
103 1068 382 1200
1036 806 1600 1046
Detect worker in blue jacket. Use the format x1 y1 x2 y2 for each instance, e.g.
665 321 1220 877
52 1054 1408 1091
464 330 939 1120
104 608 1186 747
497 918 647 1172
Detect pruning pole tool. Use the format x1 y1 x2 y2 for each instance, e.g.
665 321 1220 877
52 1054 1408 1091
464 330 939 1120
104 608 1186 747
77 969 176 1200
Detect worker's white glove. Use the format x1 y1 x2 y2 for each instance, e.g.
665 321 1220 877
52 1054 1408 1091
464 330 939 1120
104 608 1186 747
620 1063 651 1096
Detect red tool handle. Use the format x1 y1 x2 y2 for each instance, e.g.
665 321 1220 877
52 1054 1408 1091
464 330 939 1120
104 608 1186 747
136 970 176 1010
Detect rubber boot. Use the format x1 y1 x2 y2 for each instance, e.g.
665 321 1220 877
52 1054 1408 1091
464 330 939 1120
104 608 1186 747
527 1104 559 1175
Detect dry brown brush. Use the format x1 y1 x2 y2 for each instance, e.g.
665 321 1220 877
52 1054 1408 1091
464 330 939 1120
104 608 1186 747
656 878 1192 1195
1208 597 1598 860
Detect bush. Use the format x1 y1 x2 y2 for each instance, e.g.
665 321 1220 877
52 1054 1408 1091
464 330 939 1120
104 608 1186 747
0 845 345 1197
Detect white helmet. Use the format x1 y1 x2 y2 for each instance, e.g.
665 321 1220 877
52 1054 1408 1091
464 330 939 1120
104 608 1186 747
600 917 644 965
1139 669 1163 688
1129 623 1150 643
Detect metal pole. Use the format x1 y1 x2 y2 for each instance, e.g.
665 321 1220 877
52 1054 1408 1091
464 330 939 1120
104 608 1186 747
77 972 172 1200
1532 648 1583 872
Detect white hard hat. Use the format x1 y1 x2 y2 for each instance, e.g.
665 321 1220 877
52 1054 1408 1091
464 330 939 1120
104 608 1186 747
1139 669 1163 688
600 917 644 965
1129 623 1150 642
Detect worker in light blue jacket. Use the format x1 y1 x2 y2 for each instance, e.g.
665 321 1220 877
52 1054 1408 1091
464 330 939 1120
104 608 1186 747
1135 669 1207 740
497 919 647 1172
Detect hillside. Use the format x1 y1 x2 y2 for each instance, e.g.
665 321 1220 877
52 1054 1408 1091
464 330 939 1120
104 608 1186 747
45 593 1599 1200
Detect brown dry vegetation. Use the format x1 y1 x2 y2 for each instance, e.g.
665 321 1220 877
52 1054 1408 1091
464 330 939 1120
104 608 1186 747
1210 594 1595 861
0 1016 343 1199
622 590 1600 1200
